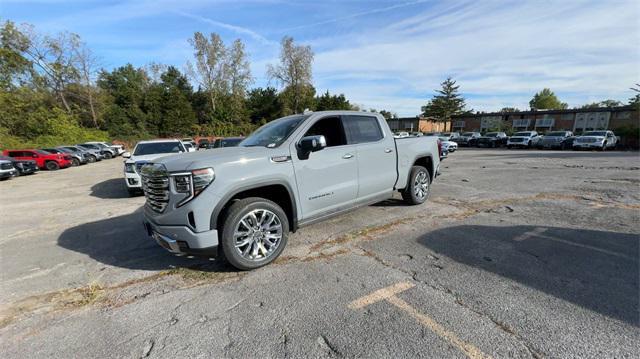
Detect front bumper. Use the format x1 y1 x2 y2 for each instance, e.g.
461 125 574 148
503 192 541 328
143 217 219 257
0 170 17 179
573 142 603 149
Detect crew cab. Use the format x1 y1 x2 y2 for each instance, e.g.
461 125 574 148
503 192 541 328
122 139 187 195
507 131 541 148
573 130 618 151
140 111 441 270
3 149 72 170
476 132 508 148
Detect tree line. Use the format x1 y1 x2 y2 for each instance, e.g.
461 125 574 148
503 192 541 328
1 21 398 148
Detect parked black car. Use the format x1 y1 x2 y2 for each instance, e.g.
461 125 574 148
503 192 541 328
198 139 210 149
457 132 482 147
476 132 508 148
538 131 575 150
0 155 39 176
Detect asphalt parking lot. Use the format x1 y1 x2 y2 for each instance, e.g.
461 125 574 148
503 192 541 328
1 148 639 358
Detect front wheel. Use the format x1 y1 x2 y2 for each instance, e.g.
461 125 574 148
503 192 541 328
402 165 431 205
221 197 289 270
103 152 113 159
45 161 60 171
71 158 80 167
86 155 96 163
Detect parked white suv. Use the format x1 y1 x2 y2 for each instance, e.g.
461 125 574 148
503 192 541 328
123 140 186 195
573 130 618 151
507 131 541 149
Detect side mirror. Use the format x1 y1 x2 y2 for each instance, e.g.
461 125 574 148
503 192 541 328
122 152 131 158
298 135 326 160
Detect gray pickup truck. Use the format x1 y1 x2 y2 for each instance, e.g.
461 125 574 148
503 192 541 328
141 111 441 269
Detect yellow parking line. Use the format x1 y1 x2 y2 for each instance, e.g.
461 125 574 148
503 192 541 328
349 282 492 359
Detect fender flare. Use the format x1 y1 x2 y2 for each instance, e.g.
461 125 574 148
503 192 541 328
209 180 299 232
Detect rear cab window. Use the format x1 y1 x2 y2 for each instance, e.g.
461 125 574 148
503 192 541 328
344 115 384 144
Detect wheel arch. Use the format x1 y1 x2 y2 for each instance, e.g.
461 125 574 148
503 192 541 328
211 181 298 233
412 155 434 181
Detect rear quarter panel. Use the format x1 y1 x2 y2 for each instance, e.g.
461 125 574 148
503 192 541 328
394 136 440 190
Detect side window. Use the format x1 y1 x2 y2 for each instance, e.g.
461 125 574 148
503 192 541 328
303 116 347 147
344 115 384 144
8 151 19 157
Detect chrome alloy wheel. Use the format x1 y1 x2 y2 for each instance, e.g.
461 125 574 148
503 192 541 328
414 171 429 200
233 209 283 261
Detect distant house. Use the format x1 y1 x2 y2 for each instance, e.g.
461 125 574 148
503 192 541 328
387 116 450 133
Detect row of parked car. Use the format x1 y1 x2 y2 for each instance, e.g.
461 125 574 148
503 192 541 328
422 130 619 151
0 142 125 181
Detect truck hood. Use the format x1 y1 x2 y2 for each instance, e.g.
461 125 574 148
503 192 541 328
126 153 181 164
156 146 275 172
509 136 531 139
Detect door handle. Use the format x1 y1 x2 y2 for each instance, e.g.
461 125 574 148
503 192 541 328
342 153 354 159
384 148 393 153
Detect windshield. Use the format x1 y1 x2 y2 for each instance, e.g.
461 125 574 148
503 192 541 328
57 148 73 153
545 132 566 137
241 116 305 148
583 131 607 136
80 144 99 149
462 132 475 136
133 142 183 156
514 132 531 136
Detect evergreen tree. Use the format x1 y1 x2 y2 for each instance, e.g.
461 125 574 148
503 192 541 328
421 77 467 121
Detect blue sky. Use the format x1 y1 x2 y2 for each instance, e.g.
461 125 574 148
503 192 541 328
2 0 639 116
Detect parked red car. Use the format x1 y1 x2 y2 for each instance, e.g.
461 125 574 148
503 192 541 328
3 149 72 170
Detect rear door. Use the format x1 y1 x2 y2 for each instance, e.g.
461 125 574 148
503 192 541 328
290 115 359 220
343 114 397 202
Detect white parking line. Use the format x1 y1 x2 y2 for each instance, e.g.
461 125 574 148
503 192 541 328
349 282 492 359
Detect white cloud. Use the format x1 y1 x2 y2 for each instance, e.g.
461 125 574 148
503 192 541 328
311 0 640 115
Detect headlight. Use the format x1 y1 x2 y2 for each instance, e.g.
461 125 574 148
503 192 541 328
174 167 215 207
125 163 135 173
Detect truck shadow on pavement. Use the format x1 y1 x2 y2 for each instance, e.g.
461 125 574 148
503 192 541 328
418 225 639 326
90 178 133 199
57 208 231 272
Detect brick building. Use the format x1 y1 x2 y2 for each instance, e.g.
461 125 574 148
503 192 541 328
450 106 638 134
387 116 450 133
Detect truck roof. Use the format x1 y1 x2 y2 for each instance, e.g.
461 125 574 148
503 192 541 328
136 139 182 144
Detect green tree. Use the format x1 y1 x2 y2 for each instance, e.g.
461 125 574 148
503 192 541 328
629 84 639 109
246 87 282 124
580 99 622 109
529 88 567 110
314 90 352 111
98 64 150 137
500 107 520 113
421 77 467 121
267 36 314 114
0 20 34 90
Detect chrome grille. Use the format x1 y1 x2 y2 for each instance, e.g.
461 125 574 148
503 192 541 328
140 163 170 213
577 137 597 143
1 162 13 170
509 138 524 142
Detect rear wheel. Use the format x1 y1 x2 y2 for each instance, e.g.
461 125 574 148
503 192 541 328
71 158 80 167
221 197 289 270
45 161 60 171
402 166 431 205
103 151 113 159
87 155 96 163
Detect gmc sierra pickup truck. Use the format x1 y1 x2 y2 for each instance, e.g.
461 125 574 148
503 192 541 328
141 111 441 270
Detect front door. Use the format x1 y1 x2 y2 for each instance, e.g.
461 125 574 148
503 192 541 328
290 115 358 220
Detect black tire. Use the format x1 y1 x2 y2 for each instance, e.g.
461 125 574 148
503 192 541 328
601 142 607 151
507 145 512 149
86 155 96 163
45 161 60 171
401 165 431 205
71 158 80 167
103 151 113 159
220 197 289 270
